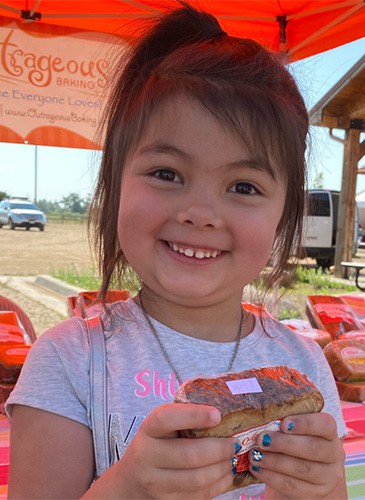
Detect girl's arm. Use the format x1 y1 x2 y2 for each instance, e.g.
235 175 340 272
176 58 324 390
10 403 235 499
9 404 95 499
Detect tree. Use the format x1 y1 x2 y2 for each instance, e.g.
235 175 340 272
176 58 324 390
0 191 10 202
312 171 325 189
60 192 90 214
37 199 61 213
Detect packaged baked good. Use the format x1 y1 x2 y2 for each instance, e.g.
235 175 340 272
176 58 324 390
281 319 331 348
340 293 365 323
0 312 32 410
337 330 365 342
335 380 365 402
323 339 365 382
0 344 31 385
174 366 324 489
306 295 362 340
67 289 130 318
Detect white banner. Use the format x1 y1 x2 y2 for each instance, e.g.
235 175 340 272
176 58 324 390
0 17 125 149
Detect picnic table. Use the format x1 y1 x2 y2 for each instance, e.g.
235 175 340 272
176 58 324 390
341 261 365 291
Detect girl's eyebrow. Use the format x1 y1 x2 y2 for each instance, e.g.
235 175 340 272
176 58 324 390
137 141 192 161
228 159 276 180
228 159 264 170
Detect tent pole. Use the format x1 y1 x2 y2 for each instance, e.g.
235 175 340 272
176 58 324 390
34 145 38 204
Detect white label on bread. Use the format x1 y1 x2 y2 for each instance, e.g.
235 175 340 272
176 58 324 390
226 377 262 395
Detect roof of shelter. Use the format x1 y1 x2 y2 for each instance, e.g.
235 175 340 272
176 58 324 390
309 54 365 129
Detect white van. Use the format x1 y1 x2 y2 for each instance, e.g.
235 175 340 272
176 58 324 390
302 189 359 268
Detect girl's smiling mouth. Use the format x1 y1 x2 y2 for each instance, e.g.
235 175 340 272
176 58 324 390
165 241 223 259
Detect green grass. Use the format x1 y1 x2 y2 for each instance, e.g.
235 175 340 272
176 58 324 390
55 267 102 290
46 212 88 224
293 266 357 291
274 266 357 320
54 265 141 294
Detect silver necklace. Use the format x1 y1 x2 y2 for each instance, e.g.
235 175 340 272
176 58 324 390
138 296 245 385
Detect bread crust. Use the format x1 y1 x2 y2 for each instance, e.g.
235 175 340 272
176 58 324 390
174 365 324 489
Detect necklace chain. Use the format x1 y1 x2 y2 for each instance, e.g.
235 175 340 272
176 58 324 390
138 295 245 385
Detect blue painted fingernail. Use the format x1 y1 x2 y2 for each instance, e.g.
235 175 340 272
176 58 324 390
231 456 238 475
287 421 294 431
234 442 242 454
262 434 271 447
252 465 260 472
252 449 263 461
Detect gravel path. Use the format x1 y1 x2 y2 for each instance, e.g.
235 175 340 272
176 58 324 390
0 222 88 337
0 281 66 338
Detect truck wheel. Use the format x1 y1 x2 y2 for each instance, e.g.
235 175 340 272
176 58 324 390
316 258 333 269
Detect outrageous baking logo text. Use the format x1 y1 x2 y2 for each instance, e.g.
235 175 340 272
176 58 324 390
0 30 109 89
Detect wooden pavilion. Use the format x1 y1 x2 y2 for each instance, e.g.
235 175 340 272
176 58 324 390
309 54 365 276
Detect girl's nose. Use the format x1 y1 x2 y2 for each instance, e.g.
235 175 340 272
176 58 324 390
177 201 223 230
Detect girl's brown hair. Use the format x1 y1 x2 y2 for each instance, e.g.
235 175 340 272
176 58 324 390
89 2 309 302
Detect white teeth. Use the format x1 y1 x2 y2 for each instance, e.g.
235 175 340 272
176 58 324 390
184 248 194 257
168 242 221 259
195 251 205 259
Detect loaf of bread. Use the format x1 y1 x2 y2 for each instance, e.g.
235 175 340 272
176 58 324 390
340 293 365 323
337 331 365 342
306 295 362 340
324 339 365 382
335 379 365 402
281 319 331 348
0 345 31 384
174 366 324 489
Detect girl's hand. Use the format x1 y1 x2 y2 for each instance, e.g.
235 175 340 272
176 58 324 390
247 412 347 499
83 403 235 499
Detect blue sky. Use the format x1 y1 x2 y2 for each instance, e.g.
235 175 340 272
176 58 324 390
1 37 364 202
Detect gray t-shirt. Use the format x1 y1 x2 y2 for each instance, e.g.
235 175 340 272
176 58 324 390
6 298 346 499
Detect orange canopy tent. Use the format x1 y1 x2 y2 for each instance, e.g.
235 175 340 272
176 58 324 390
0 0 363 149
0 0 364 61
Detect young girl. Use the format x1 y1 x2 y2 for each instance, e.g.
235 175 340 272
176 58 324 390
7 3 347 499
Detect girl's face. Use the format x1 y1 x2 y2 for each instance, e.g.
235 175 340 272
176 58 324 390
118 96 286 308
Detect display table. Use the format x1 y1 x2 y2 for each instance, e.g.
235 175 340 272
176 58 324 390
0 403 364 498
342 401 365 499
0 415 9 498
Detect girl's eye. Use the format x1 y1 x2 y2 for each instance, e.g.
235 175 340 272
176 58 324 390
153 169 179 182
230 182 258 195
